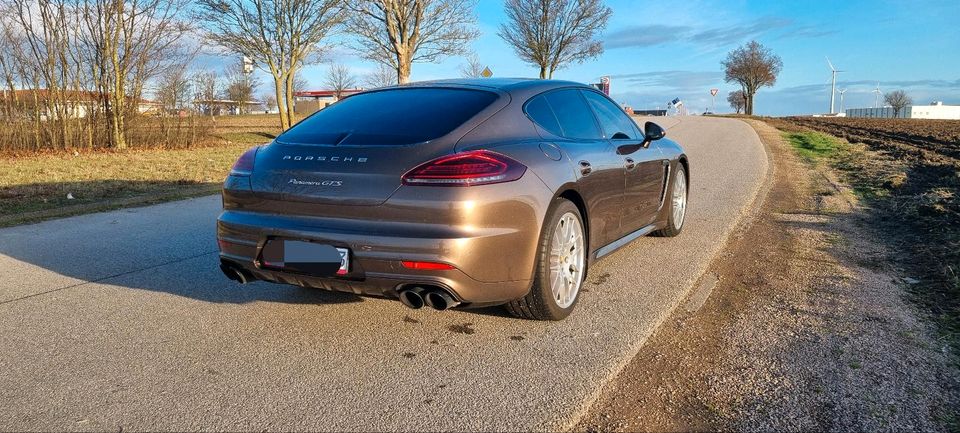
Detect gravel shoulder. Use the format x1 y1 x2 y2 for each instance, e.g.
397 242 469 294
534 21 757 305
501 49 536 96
576 119 960 432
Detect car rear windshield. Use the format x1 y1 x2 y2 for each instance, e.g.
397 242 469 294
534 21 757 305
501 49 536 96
276 88 499 146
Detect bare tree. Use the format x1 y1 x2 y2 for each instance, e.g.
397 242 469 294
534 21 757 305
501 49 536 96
884 90 912 118
727 90 746 114
362 63 396 89
7 0 83 148
0 0 205 152
77 0 192 149
722 40 782 116
1 0 191 150
499 0 611 79
156 64 194 113
324 63 356 98
223 60 261 115
194 0 343 130
193 69 221 116
293 70 310 95
344 0 479 84
261 91 278 112
458 54 485 78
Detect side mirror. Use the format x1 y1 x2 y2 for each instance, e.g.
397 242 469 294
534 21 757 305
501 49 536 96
644 121 666 143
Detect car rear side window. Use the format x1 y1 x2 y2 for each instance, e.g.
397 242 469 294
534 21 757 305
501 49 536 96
277 88 498 146
542 89 603 140
581 90 641 139
524 95 564 137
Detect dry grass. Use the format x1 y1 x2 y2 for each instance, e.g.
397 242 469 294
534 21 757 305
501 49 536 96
0 140 257 227
204 114 303 147
0 113 288 227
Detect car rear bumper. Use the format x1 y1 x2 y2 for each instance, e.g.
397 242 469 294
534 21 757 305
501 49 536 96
216 210 537 306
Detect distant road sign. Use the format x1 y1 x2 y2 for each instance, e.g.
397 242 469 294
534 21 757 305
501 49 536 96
600 76 610 95
710 88 719 96
481 67 493 78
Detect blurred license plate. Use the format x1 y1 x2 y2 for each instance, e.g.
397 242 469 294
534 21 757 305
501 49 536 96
261 239 349 276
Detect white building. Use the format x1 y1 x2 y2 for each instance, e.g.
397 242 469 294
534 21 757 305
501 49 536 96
846 101 960 119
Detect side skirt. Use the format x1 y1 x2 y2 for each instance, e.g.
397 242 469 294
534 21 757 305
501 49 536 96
593 223 658 259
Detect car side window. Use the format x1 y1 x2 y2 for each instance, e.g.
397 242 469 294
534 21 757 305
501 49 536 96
543 89 603 140
581 90 641 140
524 94 564 137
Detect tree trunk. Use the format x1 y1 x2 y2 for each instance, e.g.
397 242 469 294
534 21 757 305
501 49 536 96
745 91 755 116
397 61 411 85
539 64 547 79
111 86 128 150
273 77 288 130
394 47 412 84
285 73 295 128
110 107 127 150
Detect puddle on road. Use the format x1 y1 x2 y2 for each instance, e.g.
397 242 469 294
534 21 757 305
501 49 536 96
592 272 611 285
447 323 476 335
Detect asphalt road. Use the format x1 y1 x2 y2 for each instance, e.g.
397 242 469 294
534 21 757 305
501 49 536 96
0 116 768 431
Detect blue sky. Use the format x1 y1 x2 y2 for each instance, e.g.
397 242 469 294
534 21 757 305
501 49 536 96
236 0 960 116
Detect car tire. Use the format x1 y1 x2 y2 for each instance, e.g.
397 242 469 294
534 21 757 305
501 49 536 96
653 164 687 237
506 199 586 321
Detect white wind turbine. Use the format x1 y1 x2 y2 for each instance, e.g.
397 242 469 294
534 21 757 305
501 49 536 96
873 82 882 108
827 57 844 114
837 88 847 113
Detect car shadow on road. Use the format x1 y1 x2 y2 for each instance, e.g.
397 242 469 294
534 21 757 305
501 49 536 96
161 267 368 306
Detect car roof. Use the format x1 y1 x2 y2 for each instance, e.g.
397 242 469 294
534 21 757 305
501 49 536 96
398 78 594 98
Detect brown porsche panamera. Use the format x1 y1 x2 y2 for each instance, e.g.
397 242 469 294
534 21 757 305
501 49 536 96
217 78 688 320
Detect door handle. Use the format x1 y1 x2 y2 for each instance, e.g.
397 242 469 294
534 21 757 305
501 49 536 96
579 160 592 176
624 158 636 171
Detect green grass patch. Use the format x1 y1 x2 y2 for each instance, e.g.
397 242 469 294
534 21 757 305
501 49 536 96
783 130 844 162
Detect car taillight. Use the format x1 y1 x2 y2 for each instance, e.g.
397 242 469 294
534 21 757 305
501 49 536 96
230 146 260 176
401 261 456 270
402 150 526 186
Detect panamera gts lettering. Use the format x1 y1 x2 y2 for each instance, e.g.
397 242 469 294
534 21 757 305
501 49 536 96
282 155 368 162
288 179 343 186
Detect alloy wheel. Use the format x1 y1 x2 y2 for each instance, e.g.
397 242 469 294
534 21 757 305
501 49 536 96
672 169 687 229
549 212 585 309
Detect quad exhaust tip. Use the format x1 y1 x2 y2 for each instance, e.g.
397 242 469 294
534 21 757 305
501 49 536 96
399 286 426 309
399 286 461 311
220 262 255 284
424 290 460 311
